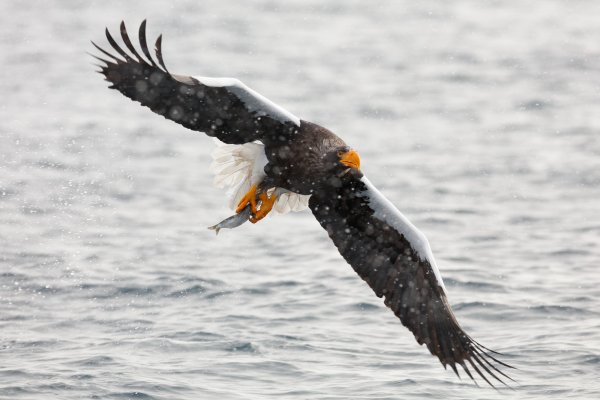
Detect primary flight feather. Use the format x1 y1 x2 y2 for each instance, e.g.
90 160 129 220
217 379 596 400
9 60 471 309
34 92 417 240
92 21 514 387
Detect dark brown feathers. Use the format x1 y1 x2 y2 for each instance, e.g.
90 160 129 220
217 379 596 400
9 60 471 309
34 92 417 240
91 21 299 145
309 172 515 387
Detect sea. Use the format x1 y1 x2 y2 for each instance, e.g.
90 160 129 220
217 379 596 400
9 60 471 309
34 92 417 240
1 1 599 399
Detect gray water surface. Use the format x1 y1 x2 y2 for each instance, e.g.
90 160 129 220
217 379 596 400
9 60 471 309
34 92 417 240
1 1 600 399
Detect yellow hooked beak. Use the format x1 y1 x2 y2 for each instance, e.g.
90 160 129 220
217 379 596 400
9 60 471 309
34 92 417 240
339 149 361 170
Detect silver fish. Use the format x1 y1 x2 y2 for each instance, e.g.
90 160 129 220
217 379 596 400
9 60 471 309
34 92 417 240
208 205 252 235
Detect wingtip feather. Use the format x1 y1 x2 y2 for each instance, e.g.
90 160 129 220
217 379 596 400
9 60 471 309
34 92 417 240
449 363 460 379
155 34 169 72
138 19 159 67
105 25 133 62
467 358 495 389
90 40 124 63
119 20 144 63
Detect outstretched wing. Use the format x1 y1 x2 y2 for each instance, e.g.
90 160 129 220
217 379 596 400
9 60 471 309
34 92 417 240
91 21 300 144
309 171 514 387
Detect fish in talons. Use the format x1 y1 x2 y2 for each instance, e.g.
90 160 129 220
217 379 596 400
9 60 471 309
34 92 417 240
208 205 252 235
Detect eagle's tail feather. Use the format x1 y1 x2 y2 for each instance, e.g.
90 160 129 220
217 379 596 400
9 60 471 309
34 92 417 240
209 140 310 215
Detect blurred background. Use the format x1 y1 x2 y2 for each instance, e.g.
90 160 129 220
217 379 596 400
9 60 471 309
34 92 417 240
1 1 599 399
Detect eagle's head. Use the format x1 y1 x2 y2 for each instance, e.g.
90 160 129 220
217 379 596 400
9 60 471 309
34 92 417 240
324 145 361 176
314 146 363 191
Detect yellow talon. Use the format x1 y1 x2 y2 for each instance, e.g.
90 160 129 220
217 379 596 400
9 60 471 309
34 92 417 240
236 185 277 223
250 191 277 224
236 184 258 214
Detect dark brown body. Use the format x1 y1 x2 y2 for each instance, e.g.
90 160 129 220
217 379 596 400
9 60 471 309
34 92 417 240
263 121 347 195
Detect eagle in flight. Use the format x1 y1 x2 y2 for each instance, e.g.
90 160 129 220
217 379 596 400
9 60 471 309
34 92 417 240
92 21 514 387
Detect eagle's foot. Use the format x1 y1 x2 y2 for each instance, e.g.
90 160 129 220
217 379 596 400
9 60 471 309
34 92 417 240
236 184 258 214
250 192 277 223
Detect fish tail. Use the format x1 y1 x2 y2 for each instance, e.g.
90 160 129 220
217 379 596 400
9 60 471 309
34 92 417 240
207 225 221 235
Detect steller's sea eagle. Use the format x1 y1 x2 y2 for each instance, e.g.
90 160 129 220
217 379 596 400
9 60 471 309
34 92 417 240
91 21 515 387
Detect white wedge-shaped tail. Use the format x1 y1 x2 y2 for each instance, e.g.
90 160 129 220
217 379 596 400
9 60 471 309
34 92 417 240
209 140 310 215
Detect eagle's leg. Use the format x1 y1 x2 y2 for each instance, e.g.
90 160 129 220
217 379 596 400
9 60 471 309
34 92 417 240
250 191 277 223
235 184 258 214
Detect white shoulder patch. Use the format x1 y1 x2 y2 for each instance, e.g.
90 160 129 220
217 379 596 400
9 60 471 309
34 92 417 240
359 177 446 292
192 76 242 87
193 76 301 126
209 141 309 214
